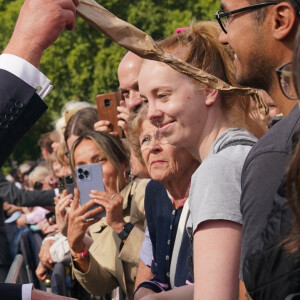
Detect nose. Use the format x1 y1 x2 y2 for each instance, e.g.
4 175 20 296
148 139 163 153
218 30 228 45
126 90 143 110
147 101 164 127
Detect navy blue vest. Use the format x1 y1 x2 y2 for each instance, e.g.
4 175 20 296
137 180 193 293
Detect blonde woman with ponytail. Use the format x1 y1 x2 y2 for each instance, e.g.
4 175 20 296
137 21 261 300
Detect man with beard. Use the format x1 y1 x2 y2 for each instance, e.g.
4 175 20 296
216 0 300 298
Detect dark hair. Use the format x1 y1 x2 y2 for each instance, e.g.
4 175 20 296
247 0 300 23
64 107 98 146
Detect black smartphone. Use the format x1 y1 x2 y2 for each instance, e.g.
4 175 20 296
65 174 75 196
58 177 65 194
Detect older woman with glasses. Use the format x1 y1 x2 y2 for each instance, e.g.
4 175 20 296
125 105 199 299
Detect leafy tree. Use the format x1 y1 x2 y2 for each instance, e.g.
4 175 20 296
0 0 220 171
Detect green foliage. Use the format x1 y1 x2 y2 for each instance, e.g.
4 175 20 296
0 0 221 167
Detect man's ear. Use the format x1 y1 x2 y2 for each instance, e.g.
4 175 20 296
272 2 298 40
204 88 219 106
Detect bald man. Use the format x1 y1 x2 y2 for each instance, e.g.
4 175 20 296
94 51 143 133
118 51 143 111
94 51 149 180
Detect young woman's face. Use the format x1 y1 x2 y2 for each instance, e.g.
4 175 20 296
73 139 119 191
139 60 208 149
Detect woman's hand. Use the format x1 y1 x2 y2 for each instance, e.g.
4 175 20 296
90 179 125 234
55 190 73 236
67 188 102 253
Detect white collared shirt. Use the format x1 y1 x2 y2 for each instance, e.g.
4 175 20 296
0 54 52 99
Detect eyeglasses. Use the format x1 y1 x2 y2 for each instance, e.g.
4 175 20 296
140 131 168 151
215 2 279 34
276 62 298 100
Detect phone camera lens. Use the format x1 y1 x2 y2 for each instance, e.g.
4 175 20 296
78 174 84 180
78 168 83 174
104 99 111 107
83 170 89 177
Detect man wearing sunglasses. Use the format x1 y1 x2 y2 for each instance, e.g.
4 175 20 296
216 0 300 298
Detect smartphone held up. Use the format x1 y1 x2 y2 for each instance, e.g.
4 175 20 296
75 163 106 219
96 91 125 138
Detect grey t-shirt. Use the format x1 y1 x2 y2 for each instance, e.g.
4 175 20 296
187 128 257 234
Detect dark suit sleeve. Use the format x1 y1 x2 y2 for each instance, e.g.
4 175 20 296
240 151 288 277
0 178 55 207
0 283 22 299
0 69 47 167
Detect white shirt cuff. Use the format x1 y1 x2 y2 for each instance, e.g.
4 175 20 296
22 283 33 300
54 188 59 197
0 54 52 99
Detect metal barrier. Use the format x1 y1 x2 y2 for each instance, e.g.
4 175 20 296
5 254 28 284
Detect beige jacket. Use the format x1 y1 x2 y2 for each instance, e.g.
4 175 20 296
72 178 149 298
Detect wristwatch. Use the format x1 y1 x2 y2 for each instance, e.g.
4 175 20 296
118 222 134 240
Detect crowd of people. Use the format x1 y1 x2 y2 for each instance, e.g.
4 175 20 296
1 0 300 300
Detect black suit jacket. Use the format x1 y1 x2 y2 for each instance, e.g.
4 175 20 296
0 283 22 299
0 69 51 269
0 69 47 167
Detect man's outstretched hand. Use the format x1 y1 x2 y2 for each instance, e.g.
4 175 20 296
3 0 79 68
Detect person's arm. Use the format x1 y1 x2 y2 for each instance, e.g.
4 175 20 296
135 226 154 290
0 283 22 299
67 188 101 273
91 179 148 265
0 179 55 207
137 285 194 300
193 220 242 300
23 207 49 224
0 0 78 167
55 191 73 236
3 0 78 68
32 288 78 300
240 151 288 277
134 260 154 298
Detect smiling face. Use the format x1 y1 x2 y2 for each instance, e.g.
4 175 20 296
139 119 197 183
139 60 207 150
73 139 120 191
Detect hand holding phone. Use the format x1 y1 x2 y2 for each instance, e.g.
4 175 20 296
96 92 125 138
